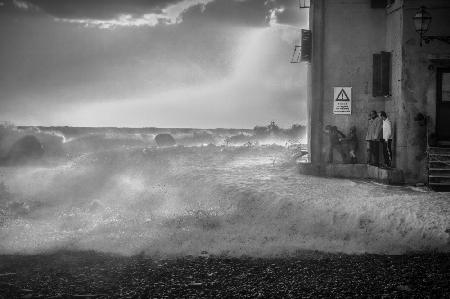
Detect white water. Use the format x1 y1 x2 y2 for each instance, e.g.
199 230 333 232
0 145 449 257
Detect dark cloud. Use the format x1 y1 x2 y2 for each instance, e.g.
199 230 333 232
0 0 308 127
274 0 303 25
182 0 268 27
8 0 181 19
181 0 302 28
264 0 303 25
0 0 302 28
0 0 33 14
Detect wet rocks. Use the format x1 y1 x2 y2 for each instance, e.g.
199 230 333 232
1 135 44 165
154 134 176 147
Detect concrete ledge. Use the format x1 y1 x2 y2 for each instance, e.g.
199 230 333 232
297 163 322 176
367 165 404 185
324 164 369 179
298 163 404 185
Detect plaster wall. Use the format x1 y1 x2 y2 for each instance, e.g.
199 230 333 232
308 0 324 164
308 0 450 183
399 0 450 182
385 1 404 172
320 0 387 163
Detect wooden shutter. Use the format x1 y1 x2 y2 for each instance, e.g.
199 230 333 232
300 29 312 62
373 53 382 96
380 51 391 96
373 52 391 97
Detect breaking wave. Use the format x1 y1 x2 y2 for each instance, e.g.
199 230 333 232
0 141 449 257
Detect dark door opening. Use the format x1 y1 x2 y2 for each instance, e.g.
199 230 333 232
437 68 450 141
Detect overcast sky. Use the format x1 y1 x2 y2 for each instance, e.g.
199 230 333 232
0 0 308 128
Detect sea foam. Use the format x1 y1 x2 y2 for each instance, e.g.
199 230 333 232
0 144 449 256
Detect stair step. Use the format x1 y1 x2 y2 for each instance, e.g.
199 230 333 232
429 182 450 186
429 174 450 178
429 153 450 157
437 141 450 146
428 147 450 189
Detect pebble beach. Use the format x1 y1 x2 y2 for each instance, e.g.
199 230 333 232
0 251 449 298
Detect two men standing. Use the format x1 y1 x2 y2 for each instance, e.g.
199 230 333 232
365 110 392 167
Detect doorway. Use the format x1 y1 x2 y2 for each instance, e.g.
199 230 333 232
437 68 450 141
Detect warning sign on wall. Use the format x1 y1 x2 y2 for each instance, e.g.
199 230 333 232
333 87 352 115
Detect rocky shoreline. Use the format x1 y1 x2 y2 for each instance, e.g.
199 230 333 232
0 251 448 298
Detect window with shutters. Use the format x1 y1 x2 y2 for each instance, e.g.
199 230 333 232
372 51 391 97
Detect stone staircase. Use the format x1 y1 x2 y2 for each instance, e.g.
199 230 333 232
428 146 450 188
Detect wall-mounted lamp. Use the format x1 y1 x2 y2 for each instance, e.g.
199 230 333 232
413 6 450 47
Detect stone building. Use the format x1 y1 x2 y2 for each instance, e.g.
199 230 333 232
306 0 450 184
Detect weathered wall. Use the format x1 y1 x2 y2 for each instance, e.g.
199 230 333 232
308 0 450 183
308 0 325 165
399 0 450 182
385 0 404 171
316 0 387 163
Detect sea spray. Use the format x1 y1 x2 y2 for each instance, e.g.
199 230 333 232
0 145 449 256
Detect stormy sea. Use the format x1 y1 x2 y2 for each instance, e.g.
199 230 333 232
0 125 449 297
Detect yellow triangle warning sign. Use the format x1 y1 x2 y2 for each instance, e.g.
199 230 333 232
335 88 350 101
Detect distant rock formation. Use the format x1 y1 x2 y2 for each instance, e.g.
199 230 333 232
1 135 44 165
154 134 176 147
192 131 215 145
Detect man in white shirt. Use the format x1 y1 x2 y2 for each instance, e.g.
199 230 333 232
380 111 392 167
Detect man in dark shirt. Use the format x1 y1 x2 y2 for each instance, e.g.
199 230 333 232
365 111 383 166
